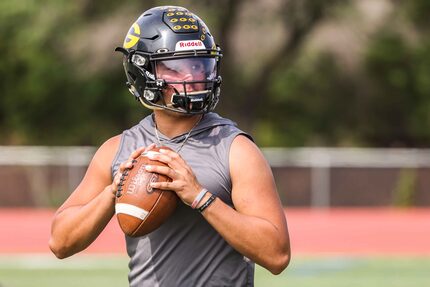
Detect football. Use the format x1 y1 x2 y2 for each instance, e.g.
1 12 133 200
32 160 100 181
115 146 178 237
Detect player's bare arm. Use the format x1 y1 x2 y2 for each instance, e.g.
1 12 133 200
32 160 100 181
148 135 291 274
49 135 120 258
212 135 290 274
49 136 151 258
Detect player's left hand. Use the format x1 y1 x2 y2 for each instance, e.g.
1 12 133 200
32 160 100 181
144 148 202 206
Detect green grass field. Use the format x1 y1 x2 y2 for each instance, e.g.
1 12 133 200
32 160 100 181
0 254 429 287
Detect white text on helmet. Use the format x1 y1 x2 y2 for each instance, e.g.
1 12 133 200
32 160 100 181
175 40 205 51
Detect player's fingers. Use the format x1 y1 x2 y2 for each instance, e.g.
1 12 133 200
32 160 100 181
158 150 198 184
159 148 185 164
109 172 121 196
128 146 147 160
145 164 179 180
143 143 157 153
145 152 172 164
112 172 120 186
146 150 184 170
120 145 154 173
119 160 134 173
125 144 156 167
105 182 117 197
149 180 175 190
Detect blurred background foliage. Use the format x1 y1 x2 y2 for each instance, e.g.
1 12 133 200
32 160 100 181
1 0 430 147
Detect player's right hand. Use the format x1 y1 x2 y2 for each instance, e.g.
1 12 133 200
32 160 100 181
110 143 156 196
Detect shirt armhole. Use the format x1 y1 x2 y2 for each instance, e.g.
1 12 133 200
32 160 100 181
110 132 126 180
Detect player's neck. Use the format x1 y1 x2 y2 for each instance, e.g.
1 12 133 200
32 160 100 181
153 111 203 139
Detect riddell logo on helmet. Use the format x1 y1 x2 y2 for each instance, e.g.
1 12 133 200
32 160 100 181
175 40 205 51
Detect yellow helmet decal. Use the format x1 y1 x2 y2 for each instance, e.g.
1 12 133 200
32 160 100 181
123 23 141 49
164 10 199 32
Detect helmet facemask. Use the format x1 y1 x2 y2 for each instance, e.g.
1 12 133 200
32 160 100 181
152 56 220 114
119 49 222 114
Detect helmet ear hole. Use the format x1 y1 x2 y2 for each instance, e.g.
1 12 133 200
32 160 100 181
144 90 160 103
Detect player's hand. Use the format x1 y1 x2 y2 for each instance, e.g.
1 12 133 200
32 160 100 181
110 143 157 195
144 148 202 206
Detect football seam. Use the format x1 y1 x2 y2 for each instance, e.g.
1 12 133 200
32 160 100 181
116 163 134 198
131 189 166 236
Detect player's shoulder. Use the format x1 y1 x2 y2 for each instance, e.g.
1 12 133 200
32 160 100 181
230 134 265 164
229 136 276 198
229 135 273 191
91 134 122 168
98 135 122 155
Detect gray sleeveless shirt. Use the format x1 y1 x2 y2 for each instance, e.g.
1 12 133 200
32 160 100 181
111 113 255 287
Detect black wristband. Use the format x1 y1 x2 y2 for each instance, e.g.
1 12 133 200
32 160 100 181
198 194 216 213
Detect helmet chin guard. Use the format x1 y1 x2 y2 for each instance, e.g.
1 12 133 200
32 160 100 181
116 6 223 114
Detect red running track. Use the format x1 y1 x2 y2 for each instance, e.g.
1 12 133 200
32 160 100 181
0 208 429 255
287 208 430 255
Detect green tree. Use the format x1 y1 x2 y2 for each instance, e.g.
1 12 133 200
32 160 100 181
2 0 430 147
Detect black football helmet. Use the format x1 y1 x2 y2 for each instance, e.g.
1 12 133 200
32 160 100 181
116 6 222 114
